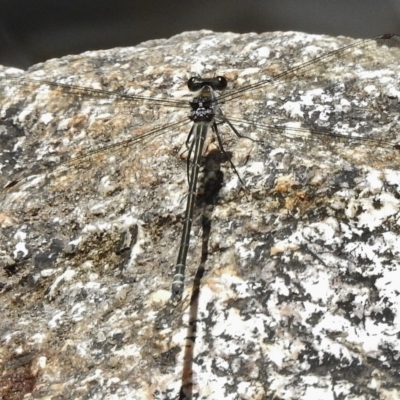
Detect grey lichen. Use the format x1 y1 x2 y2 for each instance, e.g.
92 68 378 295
1 30 400 399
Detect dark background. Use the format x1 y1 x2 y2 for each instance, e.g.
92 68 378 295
1 0 400 69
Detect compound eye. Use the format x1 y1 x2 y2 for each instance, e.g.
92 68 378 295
216 76 227 90
187 77 202 91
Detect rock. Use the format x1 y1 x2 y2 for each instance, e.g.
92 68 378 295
1 30 400 399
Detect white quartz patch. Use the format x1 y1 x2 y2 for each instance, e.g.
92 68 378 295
13 241 28 258
47 268 77 299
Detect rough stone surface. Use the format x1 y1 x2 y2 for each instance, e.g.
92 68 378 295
1 30 400 399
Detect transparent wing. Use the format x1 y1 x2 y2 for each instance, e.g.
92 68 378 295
219 34 400 102
0 73 192 283
0 77 189 109
216 34 400 170
0 75 191 187
1 32 400 290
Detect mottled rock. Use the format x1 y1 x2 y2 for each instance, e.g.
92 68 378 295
1 30 400 399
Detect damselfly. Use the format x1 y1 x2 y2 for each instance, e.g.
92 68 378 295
1 31 400 302
2 30 400 400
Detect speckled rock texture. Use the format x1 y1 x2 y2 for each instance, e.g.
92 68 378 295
1 30 400 399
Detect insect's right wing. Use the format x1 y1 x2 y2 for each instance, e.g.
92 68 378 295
217 34 400 170
219 34 400 104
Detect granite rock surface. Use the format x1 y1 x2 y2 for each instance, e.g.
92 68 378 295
1 30 400 399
